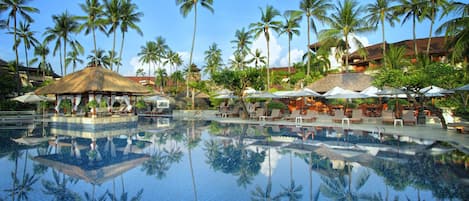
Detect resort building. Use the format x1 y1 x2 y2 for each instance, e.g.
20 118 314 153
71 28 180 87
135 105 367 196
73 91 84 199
0 58 60 88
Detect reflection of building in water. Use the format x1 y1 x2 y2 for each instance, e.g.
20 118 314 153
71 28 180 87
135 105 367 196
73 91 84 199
35 123 149 185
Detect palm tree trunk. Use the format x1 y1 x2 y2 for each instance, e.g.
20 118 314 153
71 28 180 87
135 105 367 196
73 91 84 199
413 14 418 57
92 27 97 67
14 15 21 94
381 17 386 68
345 34 349 72
24 44 31 85
187 4 197 98
266 38 271 90
427 4 435 56
118 31 126 73
59 46 63 76
63 36 68 75
110 28 117 71
306 15 311 76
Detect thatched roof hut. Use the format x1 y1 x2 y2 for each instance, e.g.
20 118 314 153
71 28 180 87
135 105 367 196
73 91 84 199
35 66 149 95
307 73 373 93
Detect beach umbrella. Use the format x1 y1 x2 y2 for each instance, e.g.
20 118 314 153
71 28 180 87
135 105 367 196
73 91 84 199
322 86 347 97
143 95 169 102
359 86 379 97
376 87 407 116
273 88 322 98
325 89 369 99
216 89 233 95
246 91 279 99
11 92 48 103
419 85 449 97
453 84 469 91
214 94 238 99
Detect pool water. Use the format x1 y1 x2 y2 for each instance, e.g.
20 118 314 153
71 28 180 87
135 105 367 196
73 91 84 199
0 117 468 201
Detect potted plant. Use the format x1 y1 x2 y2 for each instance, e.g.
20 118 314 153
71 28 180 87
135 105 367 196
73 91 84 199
87 100 98 117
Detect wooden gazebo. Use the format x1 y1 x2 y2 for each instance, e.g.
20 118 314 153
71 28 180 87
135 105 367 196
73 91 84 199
35 65 149 116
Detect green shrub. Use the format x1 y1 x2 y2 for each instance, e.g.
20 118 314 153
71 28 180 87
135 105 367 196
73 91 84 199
267 101 287 110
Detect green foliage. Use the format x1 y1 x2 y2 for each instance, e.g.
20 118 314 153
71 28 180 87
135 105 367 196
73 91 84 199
267 101 287 110
387 99 409 111
87 99 98 108
60 99 72 113
135 99 146 109
99 99 107 108
212 68 264 96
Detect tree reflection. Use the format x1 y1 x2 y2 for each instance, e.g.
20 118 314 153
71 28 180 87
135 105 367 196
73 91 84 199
5 149 40 201
41 170 81 201
319 163 372 201
106 189 143 201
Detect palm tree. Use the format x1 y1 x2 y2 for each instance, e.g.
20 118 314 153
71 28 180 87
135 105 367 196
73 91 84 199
203 42 223 77
394 0 428 57
118 0 143 73
138 41 158 82
163 50 183 75
45 11 82 75
384 45 412 69
436 1 468 62
231 27 253 56
249 48 266 68
65 50 83 73
426 0 449 55
79 0 106 67
106 50 121 69
321 0 372 72
299 0 332 77
155 36 169 73
12 21 38 67
136 68 145 76
155 68 167 92
175 0 214 98
249 5 282 90
365 0 400 68
0 0 39 94
87 48 110 68
30 41 51 78
280 10 303 74
229 52 248 70
104 0 121 71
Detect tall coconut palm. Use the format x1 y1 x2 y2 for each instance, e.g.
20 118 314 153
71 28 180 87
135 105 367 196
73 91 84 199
394 0 427 57
231 27 253 56
299 0 332 77
45 11 82 75
104 0 121 71
425 0 449 55
118 0 143 73
175 0 214 98
65 50 83 73
163 50 183 89
249 48 267 68
106 50 121 69
138 41 158 82
0 0 39 94
155 68 167 92
13 21 38 67
321 0 372 72
229 52 249 70
87 48 110 68
203 42 223 77
365 0 400 68
155 36 169 72
79 0 107 68
30 41 51 78
436 2 468 62
280 10 303 74
249 5 282 90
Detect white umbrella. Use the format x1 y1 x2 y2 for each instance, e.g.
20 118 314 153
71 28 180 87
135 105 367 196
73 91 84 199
214 94 238 99
246 91 279 99
11 92 48 103
419 85 449 97
216 89 233 95
376 87 407 98
359 86 379 97
322 86 347 97
143 95 168 102
326 89 369 99
453 84 469 91
273 88 322 98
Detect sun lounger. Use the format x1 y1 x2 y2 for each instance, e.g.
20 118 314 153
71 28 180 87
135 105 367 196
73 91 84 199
402 110 416 125
302 110 317 122
284 110 301 121
226 106 241 117
381 110 395 124
350 109 363 123
265 109 282 121
250 108 265 120
332 110 345 123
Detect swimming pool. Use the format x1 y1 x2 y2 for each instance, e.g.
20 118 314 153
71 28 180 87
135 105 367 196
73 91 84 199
0 117 468 201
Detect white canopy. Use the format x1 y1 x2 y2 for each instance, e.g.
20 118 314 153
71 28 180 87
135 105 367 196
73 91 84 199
326 89 369 99
11 92 49 103
359 86 379 97
419 85 449 97
273 88 322 98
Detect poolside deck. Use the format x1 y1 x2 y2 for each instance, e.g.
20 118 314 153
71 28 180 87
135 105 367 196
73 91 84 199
173 110 469 152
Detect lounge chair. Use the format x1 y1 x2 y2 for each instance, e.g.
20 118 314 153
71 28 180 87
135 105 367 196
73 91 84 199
265 109 282 121
332 109 345 123
402 110 416 125
284 110 301 121
381 110 395 124
350 109 363 123
302 110 317 122
226 106 241 117
250 108 265 120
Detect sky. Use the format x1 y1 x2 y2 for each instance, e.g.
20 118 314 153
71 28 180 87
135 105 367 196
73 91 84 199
0 0 464 77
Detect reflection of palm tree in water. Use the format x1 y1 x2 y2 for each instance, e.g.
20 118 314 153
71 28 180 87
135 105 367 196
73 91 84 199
187 121 201 201
319 162 372 201
6 149 40 201
279 151 303 201
42 170 81 200
250 146 282 201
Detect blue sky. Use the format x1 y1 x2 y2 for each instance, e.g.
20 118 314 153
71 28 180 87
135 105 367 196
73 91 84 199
0 0 462 76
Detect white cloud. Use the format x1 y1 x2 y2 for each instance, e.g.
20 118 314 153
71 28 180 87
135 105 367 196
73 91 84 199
279 49 304 67
251 32 282 66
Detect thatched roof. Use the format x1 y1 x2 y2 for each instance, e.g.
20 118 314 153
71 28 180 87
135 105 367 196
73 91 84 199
307 73 373 92
35 66 149 95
